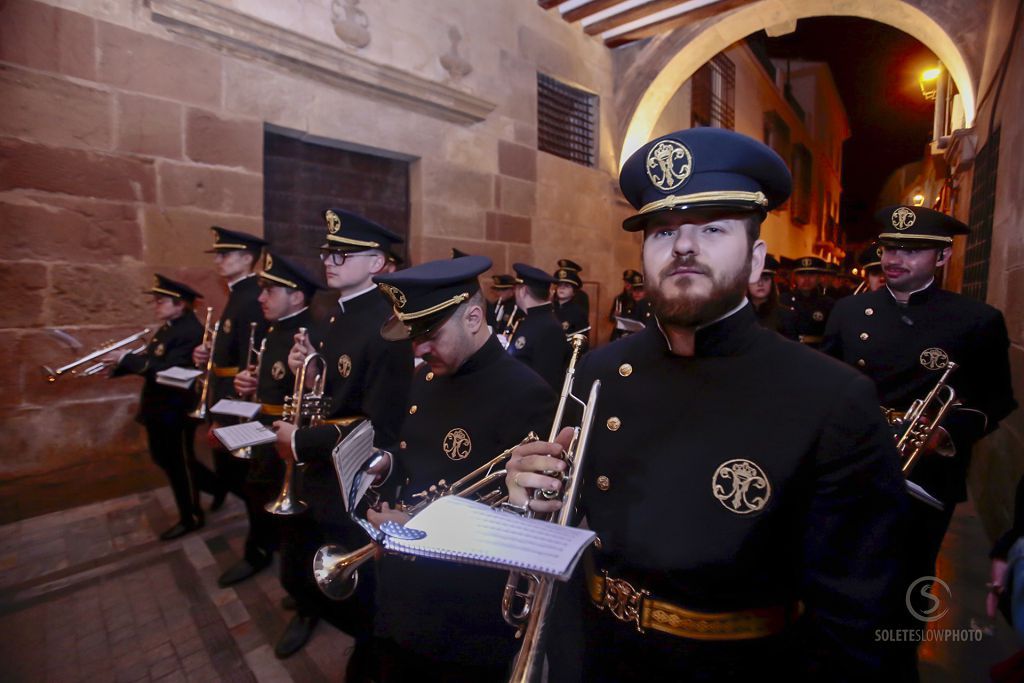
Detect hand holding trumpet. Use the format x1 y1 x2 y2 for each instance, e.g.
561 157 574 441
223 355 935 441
233 368 258 398
505 426 572 514
288 330 315 375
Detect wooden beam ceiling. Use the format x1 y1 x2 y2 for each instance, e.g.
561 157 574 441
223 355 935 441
538 0 756 47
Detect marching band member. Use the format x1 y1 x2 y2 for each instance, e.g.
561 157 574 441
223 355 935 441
552 267 589 340
556 258 590 317
823 206 1017 679
368 255 556 681
506 128 907 681
110 275 212 540
215 251 319 588
507 263 570 389
272 210 413 674
778 255 835 347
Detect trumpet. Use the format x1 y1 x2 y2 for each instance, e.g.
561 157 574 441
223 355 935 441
504 334 601 683
41 329 152 382
266 335 327 516
312 440 521 601
884 361 960 509
498 305 521 349
231 325 266 461
188 307 217 420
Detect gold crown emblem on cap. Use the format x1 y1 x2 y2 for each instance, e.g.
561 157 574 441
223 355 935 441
892 207 917 231
264 253 274 270
325 210 341 234
558 270 567 278
646 139 693 192
800 258 813 267
378 283 407 309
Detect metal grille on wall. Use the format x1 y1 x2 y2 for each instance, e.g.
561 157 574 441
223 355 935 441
691 54 735 130
963 128 1000 301
537 73 598 167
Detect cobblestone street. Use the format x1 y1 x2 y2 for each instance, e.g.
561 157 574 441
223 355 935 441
0 489 351 683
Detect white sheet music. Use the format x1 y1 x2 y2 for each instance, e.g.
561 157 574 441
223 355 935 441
614 316 646 332
155 366 203 389
330 420 375 512
212 422 277 451
211 399 262 419
383 496 596 580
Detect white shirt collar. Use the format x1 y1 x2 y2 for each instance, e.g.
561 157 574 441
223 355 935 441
337 284 378 313
227 272 256 291
277 306 309 322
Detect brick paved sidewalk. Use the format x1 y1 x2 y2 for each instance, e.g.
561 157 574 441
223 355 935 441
0 487 352 683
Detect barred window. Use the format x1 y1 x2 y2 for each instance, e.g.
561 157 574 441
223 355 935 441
963 128 999 301
537 73 597 167
763 111 790 211
691 54 735 130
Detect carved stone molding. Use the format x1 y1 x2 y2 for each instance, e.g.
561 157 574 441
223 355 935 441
149 0 495 124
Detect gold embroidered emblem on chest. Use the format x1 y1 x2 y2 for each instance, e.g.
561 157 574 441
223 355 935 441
712 459 771 514
919 347 950 370
443 428 472 461
338 354 353 378
271 360 287 381
222 318 232 334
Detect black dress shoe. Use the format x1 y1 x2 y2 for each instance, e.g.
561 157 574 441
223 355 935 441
217 556 271 588
159 519 202 541
210 489 228 512
275 614 319 659
281 595 297 611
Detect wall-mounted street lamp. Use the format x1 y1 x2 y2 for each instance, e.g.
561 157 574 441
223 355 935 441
912 193 926 206
920 67 942 100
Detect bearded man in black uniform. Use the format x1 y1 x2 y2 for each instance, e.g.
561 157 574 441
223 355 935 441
192 227 268 511
362 255 556 682
506 127 907 682
110 275 212 540
216 251 320 588
272 209 414 674
822 206 1017 681
507 263 569 389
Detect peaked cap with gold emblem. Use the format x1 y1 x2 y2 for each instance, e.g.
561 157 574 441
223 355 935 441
857 242 882 271
761 254 781 276
321 208 404 254
513 263 555 289
793 255 830 274
204 226 267 254
491 274 516 290
876 205 968 248
258 250 323 298
556 258 583 273
553 268 582 288
373 255 491 341
146 273 202 303
619 128 792 231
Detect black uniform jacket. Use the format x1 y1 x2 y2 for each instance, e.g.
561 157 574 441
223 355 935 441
779 288 834 342
113 311 204 423
211 274 267 403
554 297 589 336
293 288 414 524
508 302 569 389
822 282 1017 504
376 336 556 666
571 304 906 674
255 308 312 422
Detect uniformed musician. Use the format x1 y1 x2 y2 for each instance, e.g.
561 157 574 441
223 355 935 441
191 227 268 511
507 263 570 389
856 242 886 293
748 254 788 332
552 267 590 341
109 275 212 540
506 128 907 680
366 256 556 681
778 255 835 347
272 210 414 672
822 206 1017 678
216 251 320 588
556 258 590 317
608 269 640 342
486 274 518 332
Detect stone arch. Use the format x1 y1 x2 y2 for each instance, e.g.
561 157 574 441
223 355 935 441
618 0 978 167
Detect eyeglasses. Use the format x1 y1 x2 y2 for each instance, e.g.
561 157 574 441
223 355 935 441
319 251 377 266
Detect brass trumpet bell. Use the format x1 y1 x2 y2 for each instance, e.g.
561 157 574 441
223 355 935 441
312 543 372 601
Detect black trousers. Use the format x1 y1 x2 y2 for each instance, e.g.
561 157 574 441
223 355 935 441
376 638 508 683
146 416 219 525
238 447 283 563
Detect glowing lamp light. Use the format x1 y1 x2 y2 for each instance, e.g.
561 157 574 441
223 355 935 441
912 194 926 206
920 67 942 100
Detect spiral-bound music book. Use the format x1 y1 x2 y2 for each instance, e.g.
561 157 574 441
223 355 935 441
380 496 595 580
